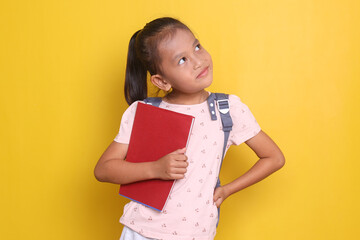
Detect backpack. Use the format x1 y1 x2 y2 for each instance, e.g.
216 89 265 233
143 92 233 227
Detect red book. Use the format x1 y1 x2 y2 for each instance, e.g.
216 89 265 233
119 102 194 212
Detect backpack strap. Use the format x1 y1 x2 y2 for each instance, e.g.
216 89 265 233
214 93 233 163
207 93 233 172
143 97 162 107
207 93 233 227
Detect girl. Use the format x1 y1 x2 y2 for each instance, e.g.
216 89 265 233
94 17 285 240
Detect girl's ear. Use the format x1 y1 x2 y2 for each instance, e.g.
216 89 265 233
150 74 172 91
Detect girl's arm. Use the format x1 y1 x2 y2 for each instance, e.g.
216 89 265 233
94 141 188 185
213 130 285 207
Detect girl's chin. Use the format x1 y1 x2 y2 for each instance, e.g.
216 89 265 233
203 76 213 88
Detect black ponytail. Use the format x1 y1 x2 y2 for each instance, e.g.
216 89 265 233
123 17 192 105
124 30 148 105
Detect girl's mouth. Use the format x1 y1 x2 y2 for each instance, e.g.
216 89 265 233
196 66 209 79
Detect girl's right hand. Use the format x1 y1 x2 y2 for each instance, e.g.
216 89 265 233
153 148 188 180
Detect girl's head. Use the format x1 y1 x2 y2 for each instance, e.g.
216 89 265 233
125 17 213 105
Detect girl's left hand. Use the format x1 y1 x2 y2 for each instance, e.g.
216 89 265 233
213 186 230 207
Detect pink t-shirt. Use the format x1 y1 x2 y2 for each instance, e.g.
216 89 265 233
114 94 261 240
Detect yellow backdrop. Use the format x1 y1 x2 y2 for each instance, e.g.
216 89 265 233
1 0 359 239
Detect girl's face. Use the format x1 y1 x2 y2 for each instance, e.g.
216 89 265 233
152 28 213 95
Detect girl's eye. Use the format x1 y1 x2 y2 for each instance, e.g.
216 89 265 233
195 44 201 51
178 57 186 65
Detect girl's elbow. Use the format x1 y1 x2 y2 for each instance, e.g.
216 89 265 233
94 166 107 182
274 153 285 170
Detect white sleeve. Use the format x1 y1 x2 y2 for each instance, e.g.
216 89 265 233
228 95 261 145
113 101 139 144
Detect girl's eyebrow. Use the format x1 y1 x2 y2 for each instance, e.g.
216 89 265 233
172 38 200 61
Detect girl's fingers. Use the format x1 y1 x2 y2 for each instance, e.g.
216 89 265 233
213 195 222 207
168 173 185 180
170 147 187 155
174 160 188 168
213 186 228 207
215 198 222 208
213 191 220 202
213 188 223 207
172 167 187 174
174 153 188 161
159 149 188 180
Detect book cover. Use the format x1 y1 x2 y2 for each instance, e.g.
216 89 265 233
119 102 194 212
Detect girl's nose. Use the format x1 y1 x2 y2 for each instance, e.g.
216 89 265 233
193 57 202 70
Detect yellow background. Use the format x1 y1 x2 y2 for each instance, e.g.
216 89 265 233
1 0 359 239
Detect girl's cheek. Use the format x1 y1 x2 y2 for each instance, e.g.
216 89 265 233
202 50 211 59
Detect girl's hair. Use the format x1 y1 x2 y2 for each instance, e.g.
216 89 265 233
124 17 192 105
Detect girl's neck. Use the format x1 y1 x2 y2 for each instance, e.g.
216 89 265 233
163 90 209 105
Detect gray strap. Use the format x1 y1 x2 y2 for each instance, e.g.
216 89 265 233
143 97 162 107
207 93 233 181
208 93 233 165
207 93 233 227
214 93 233 164
207 93 217 120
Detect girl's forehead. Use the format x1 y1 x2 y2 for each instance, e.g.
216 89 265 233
158 29 196 56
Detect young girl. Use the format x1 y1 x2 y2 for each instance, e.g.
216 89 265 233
94 17 285 240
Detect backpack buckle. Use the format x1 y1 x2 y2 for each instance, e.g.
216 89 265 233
216 99 230 114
